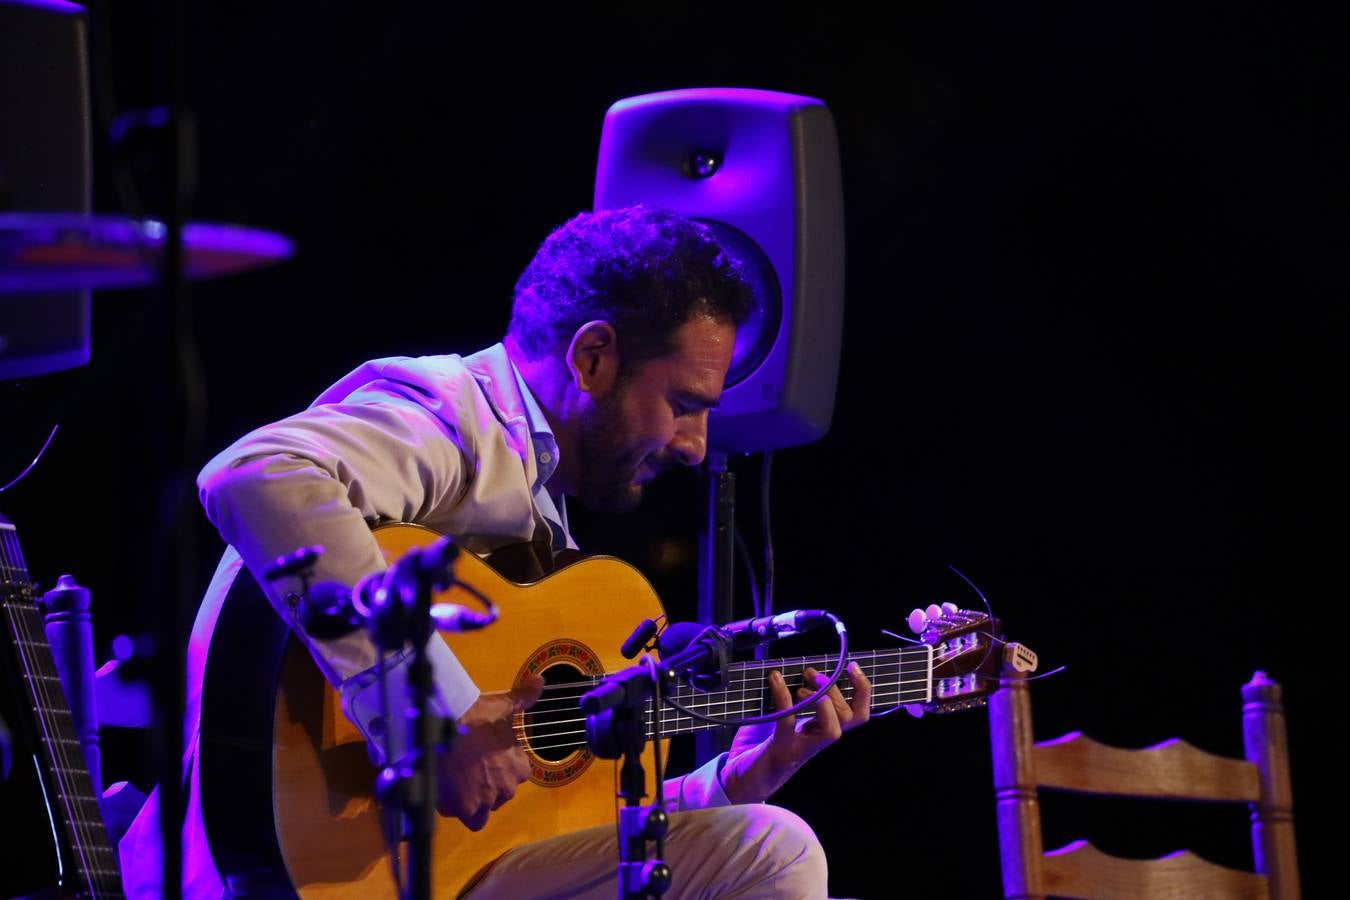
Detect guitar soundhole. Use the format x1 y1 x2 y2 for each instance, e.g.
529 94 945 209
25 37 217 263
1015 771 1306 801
524 664 588 763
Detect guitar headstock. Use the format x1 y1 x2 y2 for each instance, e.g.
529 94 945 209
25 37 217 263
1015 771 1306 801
906 603 1037 715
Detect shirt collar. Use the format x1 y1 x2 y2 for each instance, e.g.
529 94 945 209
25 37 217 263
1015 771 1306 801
508 357 575 550
509 357 561 491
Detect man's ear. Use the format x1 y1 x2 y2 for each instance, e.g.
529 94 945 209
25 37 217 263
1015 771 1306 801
566 321 621 397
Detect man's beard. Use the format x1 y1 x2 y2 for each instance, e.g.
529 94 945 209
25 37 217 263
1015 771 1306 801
574 386 646 512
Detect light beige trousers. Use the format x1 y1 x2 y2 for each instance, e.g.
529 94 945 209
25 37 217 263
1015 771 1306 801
463 804 829 899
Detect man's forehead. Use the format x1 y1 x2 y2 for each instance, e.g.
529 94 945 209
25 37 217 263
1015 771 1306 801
670 317 735 370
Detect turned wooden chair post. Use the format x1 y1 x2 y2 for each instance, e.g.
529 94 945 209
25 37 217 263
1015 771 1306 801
1243 671 1299 899
990 668 1045 899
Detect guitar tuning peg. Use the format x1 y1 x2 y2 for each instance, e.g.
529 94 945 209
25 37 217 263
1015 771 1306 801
907 608 929 634
925 603 944 623
940 601 959 617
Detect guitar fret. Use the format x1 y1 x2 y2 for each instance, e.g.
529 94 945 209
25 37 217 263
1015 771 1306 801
52 764 100 777
40 736 84 746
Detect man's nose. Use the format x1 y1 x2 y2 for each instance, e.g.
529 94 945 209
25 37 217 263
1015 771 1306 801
669 414 709 468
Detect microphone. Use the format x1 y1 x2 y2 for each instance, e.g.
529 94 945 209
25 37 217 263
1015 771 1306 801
646 610 835 693
296 537 490 643
718 609 834 650
297 579 371 640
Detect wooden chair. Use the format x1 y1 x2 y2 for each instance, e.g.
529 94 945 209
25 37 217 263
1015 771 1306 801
989 670 1299 899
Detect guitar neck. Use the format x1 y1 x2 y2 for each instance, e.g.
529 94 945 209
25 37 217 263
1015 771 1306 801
0 517 124 899
524 646 933 756
654 646 934 736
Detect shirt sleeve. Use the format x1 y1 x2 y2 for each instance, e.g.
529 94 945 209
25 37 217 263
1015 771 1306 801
339 637 481 765
662 752 733 812
198 378 483 740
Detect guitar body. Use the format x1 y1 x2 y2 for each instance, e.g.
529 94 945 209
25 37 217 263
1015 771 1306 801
202 525 666 898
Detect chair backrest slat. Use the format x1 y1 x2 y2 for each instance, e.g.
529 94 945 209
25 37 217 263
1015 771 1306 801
1033 732 1262 802
1042 840 1271 900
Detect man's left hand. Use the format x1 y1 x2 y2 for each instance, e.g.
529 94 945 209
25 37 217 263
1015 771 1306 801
720 661 872 804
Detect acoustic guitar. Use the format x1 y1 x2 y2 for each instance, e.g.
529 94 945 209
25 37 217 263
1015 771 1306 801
200 524 1010 898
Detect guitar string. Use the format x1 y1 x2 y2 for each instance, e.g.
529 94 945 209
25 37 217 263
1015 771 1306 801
2 529 120 896
3 554 116 895
512 681 932 725
513 692 937 753
504 647 946 754
3 591 110 892
29 584 125 897
512 651 933 712
1 529 101 886
510 682 934 753
514 678 932 720
515 681 933 722
515 648 933 707
512 685 933 744
4 598 106 889
511 662 933 724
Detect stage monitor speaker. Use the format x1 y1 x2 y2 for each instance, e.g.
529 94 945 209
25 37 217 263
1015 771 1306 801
0 0 93 380
594 88 845 454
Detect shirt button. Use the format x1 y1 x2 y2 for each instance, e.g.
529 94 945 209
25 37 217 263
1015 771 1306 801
539 451 552 465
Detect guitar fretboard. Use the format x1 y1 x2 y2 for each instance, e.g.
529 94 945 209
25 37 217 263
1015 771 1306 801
518 646 933 755
1 518 125 898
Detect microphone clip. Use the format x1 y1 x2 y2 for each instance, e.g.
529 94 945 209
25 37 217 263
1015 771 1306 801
292 536 482 649
655 623 733 692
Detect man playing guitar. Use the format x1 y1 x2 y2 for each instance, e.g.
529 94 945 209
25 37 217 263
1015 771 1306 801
119 204 871 898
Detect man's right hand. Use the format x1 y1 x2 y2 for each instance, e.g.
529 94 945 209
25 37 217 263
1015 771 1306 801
436 675 544 830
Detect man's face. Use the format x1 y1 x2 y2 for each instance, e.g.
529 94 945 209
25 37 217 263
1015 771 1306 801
575 315 736 511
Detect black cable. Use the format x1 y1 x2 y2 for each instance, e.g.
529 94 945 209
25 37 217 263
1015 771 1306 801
732 528 762 619
660 615 849 729
761 452 775 618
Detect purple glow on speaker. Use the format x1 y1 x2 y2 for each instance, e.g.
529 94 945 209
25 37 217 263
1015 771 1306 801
7 0 85 12
605 87 824 116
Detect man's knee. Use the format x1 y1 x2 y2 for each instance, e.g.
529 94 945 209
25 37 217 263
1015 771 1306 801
716 804 828 897
754 805 827 882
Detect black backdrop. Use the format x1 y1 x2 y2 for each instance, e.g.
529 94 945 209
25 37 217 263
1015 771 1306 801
3 2 1341 896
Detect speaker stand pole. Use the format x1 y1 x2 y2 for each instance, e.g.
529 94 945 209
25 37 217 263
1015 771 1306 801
695 452 735 765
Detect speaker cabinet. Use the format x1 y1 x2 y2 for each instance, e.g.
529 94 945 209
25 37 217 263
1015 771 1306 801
0 0 93 380
595 88 845 453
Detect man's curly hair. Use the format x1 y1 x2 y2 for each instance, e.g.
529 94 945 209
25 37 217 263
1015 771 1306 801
508 205 755 369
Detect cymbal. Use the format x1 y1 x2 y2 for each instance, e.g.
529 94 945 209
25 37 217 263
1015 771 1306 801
0 213 294 295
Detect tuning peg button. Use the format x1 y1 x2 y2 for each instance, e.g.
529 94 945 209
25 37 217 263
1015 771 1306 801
941 601 960 616
925 603 944 623
907 608 929 634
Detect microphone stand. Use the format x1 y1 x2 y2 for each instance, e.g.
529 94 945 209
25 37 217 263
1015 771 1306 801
365 543 464 900
582 628 733 899
382 578 438 900
280 541 460 900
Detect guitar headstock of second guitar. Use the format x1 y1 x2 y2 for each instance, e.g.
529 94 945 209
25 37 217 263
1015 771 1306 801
905 603 1038 715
